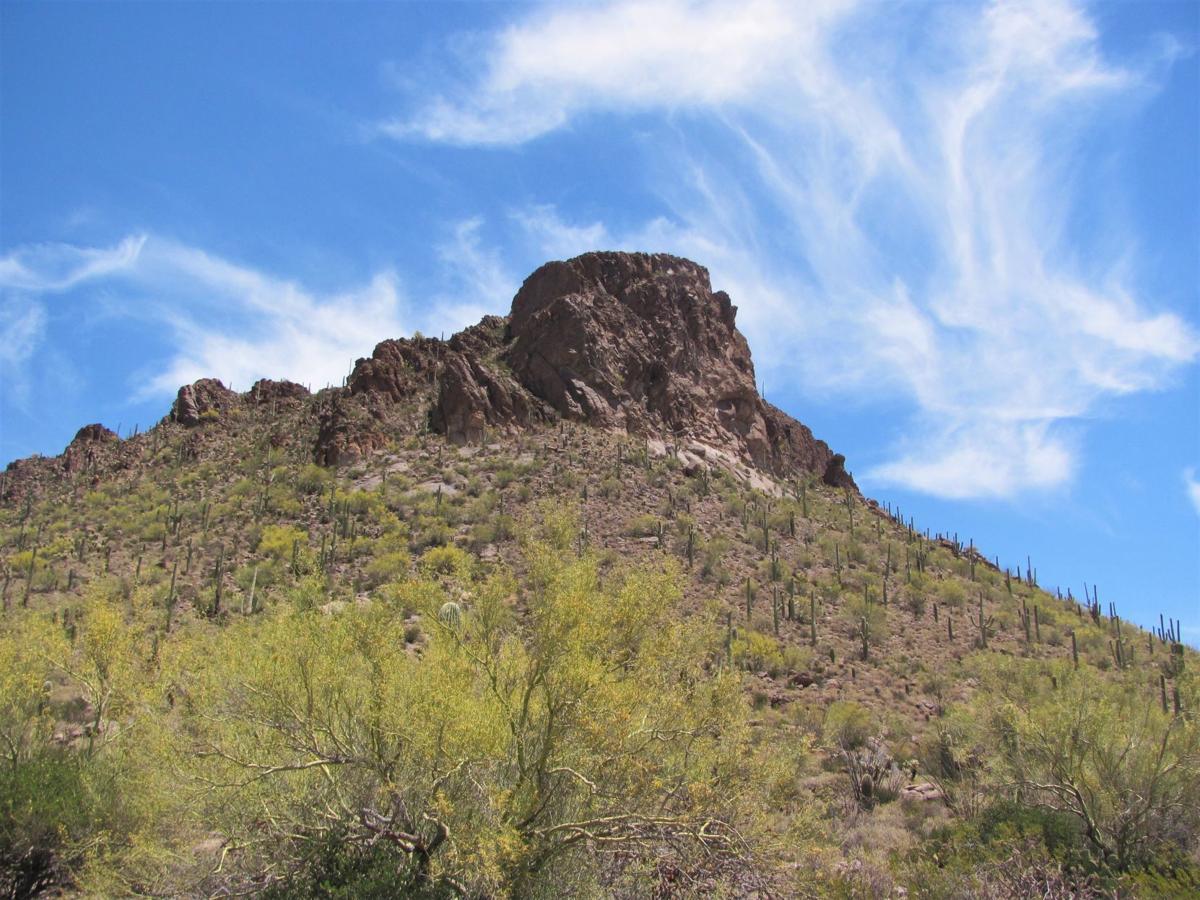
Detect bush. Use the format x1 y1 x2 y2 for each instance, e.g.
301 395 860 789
699 537 731 584
417 545 473 579
732 630 785 675
623 514 661 538
295 464 332 495
467 515 514 551
844 595 888 655
0 750 91 898
410 518 452 551
258 830 430 899
170 546 751 896
598 476 622 498
940 580 967 609
364 550 412 588
824 701 873 751
981 660 1200 871
257 524 308 563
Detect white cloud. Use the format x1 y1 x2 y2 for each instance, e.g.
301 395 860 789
1185 468 1200 517
0 300 48 410
512 206 612 261
396 0 1199 500
0 234 491 403
430 218 518 331
0 235 145 292
0 301 47 368
386 0 856 145
871 420 1075 501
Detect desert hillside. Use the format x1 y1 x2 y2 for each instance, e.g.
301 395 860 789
2 253 1196 899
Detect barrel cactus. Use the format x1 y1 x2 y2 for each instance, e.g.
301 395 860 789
438 601 463 631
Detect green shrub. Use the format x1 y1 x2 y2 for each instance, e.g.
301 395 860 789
732 630 785 675
364 550 412 588
295 464 332 495
623 514 660 538
418 545 473 579
824 701 873 750
257 524 308 562
940 580 967 609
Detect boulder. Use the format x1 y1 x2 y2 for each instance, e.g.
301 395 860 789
170 379 237 427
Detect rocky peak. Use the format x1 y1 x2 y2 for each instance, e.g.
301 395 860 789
68 424 118 447
247 379 309 406
170 378 237 427
506 252 850 487
506 252 770 459
62 424 118 474
322 251 853 488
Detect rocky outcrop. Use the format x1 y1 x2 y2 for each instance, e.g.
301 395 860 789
6 252 853 497
63 424 118 474
247 379 309 406
503 252 848 484
312 251 852 486
430 317 550 444
170 379 237 427
68 423 117 448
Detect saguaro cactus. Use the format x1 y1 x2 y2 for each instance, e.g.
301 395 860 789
975 593 994 649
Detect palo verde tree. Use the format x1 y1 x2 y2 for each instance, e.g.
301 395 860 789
171 506 753 896
980 659 1200 872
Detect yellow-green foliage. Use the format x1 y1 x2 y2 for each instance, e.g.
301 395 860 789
845 594 888 647
959 656 1200 871
294 463 332 495
256 524 308 562
417 544 473 579
364 549 412 587
939 579 967 609
622 513 660 538
733 629 785 675
823 700 873 750
0 614 66 766
0 533 754 896
175 544 747 894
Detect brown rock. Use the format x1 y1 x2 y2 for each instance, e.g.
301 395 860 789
822 453 854 489
246 379 309 406
303 251 851 486
899 782 945 803
504 252 852 485
790 671 816 688
170 378 237 427
62 423 118 473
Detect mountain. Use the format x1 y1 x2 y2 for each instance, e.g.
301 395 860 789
1 252 1196 898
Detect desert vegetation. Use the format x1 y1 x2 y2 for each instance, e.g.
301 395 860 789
2 397 1197 897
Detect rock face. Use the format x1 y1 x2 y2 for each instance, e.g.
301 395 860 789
170 379 237 427
504 253 850 486
63 424 118 473
315 251 852 486
247 379 309 406
431 317 548 445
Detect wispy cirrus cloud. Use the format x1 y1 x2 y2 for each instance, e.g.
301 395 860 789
0 235 146 293
0 301 48 411
0 235 488 403
382 0 856 146
1185 468 1200 517
390 0 1198 500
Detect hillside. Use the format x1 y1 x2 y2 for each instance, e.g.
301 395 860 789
2 252 1197 898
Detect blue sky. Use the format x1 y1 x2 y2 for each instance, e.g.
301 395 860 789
1 0 1197 638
